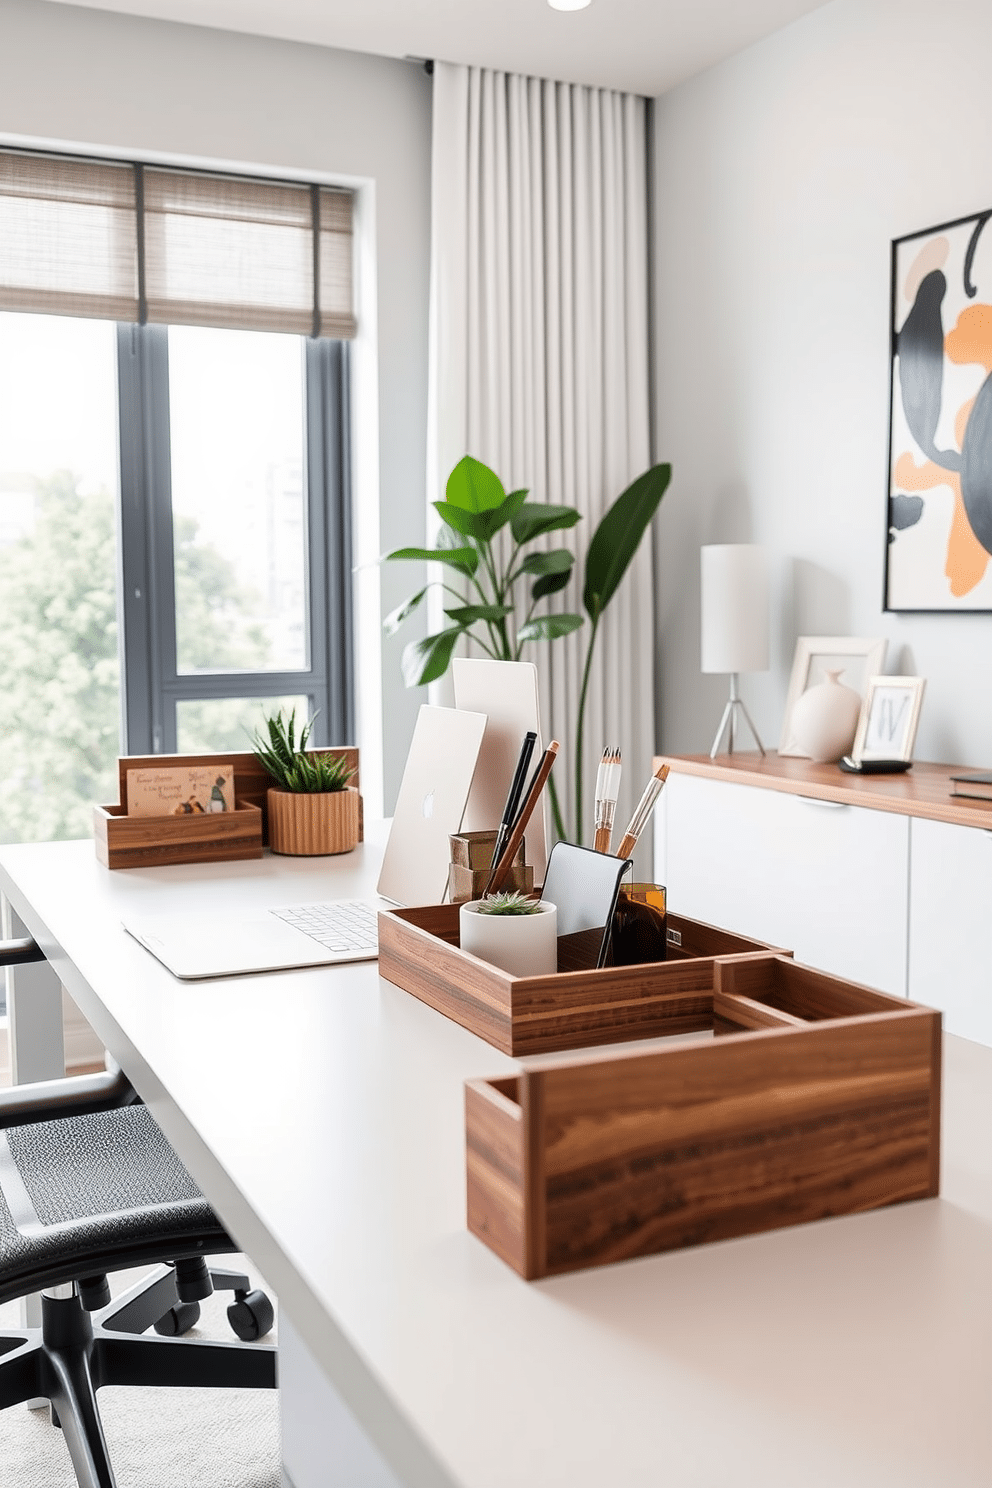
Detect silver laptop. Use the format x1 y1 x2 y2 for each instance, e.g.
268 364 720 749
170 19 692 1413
122 705 487 979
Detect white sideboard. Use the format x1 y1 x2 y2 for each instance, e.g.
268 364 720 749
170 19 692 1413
654 754 992 1044
908 815 992 1046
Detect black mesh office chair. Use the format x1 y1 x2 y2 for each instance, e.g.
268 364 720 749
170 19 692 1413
0 936 277 1488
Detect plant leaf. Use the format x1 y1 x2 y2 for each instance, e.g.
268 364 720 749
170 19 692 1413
531 568 573 601
511 502 582 544
385 544 478 575
401 627 464 687
383 588 427 636
444 604 512 624
475 486 529 541
516 548 574 578
583 463 671 622
445 455 506 513
517 613 584 643
433 501 489 541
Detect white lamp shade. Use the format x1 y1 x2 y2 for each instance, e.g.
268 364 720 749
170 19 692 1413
700 544 769 674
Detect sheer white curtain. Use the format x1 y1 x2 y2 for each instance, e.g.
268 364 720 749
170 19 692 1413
428 62 653 847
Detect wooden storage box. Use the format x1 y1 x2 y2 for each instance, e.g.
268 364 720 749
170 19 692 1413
466 954 942 1278
93 748 361 869
377 903 781 1056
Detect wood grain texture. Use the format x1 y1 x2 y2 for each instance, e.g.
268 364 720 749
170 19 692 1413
713 988 805 1035
465 1079 528 1276
267 785 360 856
93 801 263 869
378 905 779 1056
114 749 362 846
655 751 992 830
465 959 942 1278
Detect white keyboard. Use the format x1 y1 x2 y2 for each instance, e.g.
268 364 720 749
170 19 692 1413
269 899 381 955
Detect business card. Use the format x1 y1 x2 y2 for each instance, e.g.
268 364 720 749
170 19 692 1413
126 765 236 817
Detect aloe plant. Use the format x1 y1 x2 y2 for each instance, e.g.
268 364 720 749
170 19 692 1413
385 455 671 843
249 709 354 794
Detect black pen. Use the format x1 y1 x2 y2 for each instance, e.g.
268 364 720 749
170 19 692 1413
485 730 537 892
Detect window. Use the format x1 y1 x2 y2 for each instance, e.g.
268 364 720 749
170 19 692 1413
0 148 356 846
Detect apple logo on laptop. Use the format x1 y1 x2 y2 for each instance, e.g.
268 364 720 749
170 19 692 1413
421 789 435 819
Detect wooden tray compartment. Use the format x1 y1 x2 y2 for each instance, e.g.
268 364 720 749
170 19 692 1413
466 955 942 1278
377 902 782 1056
93 748 361 869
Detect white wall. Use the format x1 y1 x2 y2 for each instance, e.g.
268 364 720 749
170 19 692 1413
0 0 432 811
652 0 992 766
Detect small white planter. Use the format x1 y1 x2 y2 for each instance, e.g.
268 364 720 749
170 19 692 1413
459 900 558 978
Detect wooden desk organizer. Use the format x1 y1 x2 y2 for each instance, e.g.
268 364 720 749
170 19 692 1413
465 955 942 1278
377 903 780 1056
93 748 361 869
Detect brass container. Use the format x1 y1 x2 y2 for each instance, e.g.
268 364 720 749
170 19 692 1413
447 830 532 904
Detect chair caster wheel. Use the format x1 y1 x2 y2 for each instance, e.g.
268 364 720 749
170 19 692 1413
154 1300 201 1336
227 1288 274 1341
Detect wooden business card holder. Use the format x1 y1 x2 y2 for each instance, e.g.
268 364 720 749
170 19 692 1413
465 954 942 1278
377 903 781 1056
93 748 361 869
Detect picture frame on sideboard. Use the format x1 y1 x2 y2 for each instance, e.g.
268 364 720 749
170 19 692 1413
779 636 888 757
851 675 926 763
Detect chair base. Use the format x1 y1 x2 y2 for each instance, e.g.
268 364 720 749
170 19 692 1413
0 1265 277 1488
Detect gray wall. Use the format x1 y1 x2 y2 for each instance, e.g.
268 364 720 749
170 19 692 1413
652 0 992 766
0 0 432 810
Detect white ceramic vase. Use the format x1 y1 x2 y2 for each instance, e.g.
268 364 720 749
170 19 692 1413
790 669 861 763
459 900 557 978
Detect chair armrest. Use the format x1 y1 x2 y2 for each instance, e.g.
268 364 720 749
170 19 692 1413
0 937 46 967
0 1054 138 1129
1 937 138 1126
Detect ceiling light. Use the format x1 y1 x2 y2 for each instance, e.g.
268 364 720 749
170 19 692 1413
548 0 592 11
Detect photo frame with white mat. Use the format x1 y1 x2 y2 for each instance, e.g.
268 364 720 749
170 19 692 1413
779 636 887 757
851 676 926 764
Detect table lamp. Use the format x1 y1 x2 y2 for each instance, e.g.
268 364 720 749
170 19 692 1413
701 544 769 758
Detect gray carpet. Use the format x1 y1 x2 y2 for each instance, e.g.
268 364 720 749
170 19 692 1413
0 1259 281 1487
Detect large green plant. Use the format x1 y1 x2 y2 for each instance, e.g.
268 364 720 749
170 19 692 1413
384 455 670 842
384 456 584 685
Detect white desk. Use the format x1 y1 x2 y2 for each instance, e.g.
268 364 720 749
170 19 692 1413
2 833 992 1488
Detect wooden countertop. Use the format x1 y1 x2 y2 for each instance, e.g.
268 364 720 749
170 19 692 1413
653 752 992 830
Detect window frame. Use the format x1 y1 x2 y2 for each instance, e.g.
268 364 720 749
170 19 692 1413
116 322 354 755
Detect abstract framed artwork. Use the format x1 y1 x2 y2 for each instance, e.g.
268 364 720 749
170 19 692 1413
886 208 992 611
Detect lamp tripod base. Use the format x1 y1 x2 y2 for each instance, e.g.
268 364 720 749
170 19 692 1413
709 674 765 759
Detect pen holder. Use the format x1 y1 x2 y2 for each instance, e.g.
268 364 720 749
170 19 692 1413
609 882 668 966
447 831 532 905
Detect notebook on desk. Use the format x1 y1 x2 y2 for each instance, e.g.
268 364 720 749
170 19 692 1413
122 705 487 979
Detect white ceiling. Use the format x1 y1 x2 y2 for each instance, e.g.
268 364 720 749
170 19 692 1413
47 0 832 96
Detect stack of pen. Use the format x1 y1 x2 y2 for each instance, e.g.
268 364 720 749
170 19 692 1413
485 734 560 896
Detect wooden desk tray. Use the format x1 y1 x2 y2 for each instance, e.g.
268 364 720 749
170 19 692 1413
377 903 782 1056
93 748 361 869
466 955 942 1278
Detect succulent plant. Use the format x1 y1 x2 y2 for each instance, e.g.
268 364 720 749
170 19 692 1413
475 891 543 916
250 708 354 794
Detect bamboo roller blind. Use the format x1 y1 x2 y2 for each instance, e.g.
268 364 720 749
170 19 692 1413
0 148 356 338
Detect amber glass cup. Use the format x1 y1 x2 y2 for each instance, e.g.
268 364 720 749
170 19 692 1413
609 882 668 966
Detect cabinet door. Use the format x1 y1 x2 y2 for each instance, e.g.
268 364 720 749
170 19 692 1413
909 816 992 1045
658 773 909 996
